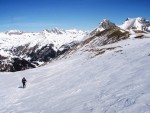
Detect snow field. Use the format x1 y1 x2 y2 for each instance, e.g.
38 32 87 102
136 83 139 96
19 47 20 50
0 36 150 113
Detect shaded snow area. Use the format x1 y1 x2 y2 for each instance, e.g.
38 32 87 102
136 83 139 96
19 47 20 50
0 37 150 113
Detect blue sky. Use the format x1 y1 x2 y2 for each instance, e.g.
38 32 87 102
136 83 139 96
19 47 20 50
0 0 149 32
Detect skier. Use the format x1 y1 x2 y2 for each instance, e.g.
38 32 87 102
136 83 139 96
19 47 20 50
22 77 27 88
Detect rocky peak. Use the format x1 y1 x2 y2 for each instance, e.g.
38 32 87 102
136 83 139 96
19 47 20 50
99 19 116 30
90 19 116 36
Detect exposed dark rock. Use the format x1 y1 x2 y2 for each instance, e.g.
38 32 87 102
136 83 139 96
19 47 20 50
134 35 144 39
11 58 36 71
11 44 38 57
0 58 35 72
0 62 13 72
11 43 57 62
30 44 56 62
57 41 79 55
0 55 7 60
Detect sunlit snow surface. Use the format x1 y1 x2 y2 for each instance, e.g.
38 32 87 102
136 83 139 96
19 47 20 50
0 33 150 113
120 17 150 32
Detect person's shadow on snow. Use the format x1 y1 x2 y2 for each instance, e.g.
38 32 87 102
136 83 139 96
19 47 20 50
18 86 23 88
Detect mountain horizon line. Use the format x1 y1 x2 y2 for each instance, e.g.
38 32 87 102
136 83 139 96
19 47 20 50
1 17 150 33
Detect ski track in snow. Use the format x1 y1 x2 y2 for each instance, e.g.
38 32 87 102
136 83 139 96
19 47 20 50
0 37 150 113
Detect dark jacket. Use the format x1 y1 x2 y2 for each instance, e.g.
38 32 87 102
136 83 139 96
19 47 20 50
22 78 27 83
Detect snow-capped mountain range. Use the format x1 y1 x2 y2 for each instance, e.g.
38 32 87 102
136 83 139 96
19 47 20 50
91 17 150 36
0 17 150 72
1 17 150 113
0 28 87 71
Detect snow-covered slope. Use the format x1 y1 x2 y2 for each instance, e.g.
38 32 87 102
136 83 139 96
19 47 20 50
120 17 150 32
0 32 150 113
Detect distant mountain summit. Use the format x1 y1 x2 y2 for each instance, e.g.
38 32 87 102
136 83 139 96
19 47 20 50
5 30 24 35
42 28 65 34
99 19 116 30
120 17 150 32
90 19 116 35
